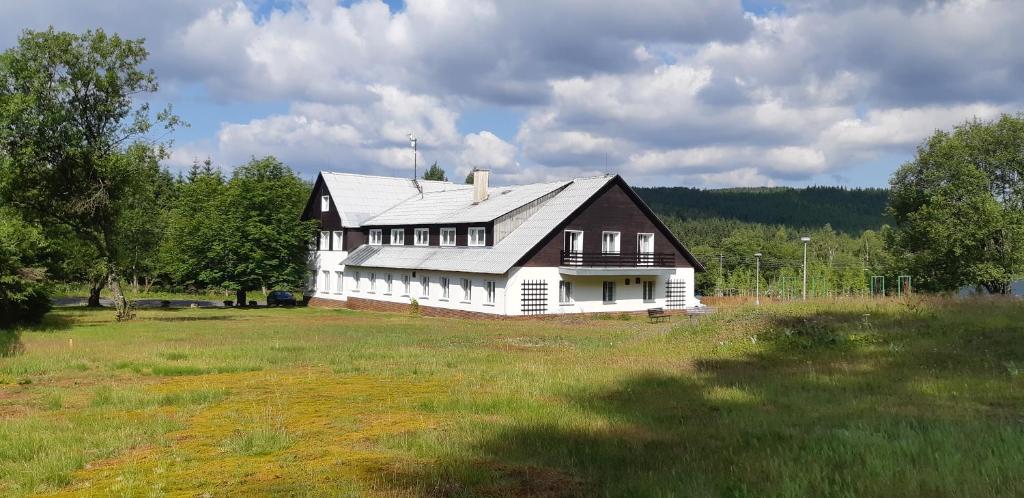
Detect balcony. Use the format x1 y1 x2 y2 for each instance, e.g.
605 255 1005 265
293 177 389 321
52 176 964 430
558 251 676 275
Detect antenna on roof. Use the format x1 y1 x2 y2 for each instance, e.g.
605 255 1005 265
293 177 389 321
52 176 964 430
408 133 418 180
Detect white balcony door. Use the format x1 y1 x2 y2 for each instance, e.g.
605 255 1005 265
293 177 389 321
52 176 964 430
637 233 654 266
563 230 583 265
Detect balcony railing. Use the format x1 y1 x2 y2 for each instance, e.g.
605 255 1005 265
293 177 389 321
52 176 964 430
560 251 674 267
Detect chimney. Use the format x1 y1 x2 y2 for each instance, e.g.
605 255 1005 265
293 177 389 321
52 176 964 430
473 169 489 203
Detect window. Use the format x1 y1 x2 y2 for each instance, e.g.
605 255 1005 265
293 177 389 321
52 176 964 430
485 281 496 305
414 228 429 246
563 230 583 265
440 277 450 300
637 233 654 265
390 228 405 245
559 281 573 304
321 195 330 212
335 271 344 293
321 271 330 292
369 229 382 245
461 278 472 302
319 231 330 251
643 280 654 302
468 227 486 246
333 231 344 251
354 271 361 292
385 273 393 294
401 275 410 296
369 272 376 293
420 276 430 298
602 281 616 303
440 227 456 246
602 231 620 254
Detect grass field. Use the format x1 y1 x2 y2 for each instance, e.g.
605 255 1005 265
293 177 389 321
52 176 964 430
2 298 1023 496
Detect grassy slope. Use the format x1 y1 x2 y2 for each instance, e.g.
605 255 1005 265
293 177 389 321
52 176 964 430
1 300 1023 496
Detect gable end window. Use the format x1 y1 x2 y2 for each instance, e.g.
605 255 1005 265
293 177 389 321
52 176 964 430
602 231 620 254
321 195 330 212
319 231 330 251
414 228 429 246
468 227 486 247
333 231 344 251
369 229 382 245
440 227 456 246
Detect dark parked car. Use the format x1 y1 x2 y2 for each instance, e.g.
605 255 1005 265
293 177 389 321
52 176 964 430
266 290 297 307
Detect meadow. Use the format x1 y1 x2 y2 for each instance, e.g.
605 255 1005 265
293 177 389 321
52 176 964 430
1 298 1023 497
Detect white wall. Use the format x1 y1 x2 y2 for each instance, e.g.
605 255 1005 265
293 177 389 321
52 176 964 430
343 266 508 314
504 266 701 316
310 249 349 301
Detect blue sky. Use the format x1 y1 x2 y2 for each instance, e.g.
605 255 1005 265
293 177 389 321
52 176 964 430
2 0 1021 188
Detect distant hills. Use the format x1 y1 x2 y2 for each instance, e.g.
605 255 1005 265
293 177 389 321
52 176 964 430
634 186 891 234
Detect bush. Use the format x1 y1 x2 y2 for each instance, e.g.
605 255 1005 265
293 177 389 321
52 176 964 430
0 210 51 328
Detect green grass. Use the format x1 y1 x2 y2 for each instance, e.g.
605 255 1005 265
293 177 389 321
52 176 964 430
1 298 1023 496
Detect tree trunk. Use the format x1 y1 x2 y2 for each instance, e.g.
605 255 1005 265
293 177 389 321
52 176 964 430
87 277 105 307
109 273 135 321
236 289 247 307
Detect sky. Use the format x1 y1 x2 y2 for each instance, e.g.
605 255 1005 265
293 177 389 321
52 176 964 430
2 0 1022 188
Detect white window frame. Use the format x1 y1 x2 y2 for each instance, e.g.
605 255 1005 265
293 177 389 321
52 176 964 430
321 270 330 292
420 276 430 298
559 281 573 305
335 271 344 294
460 278 472 303
390 228 405 245
353 271 361 292
602 281 615 304
602 231 621 254
468 227 486 247
369 229 382 245
440 277 450 300
321 195 330 212
637 233 655 265
369 272 376 293
319 231 330 251
385 273 393 294
401 274 411 296
414 228 429 246
333 231 344 251
440 227 456 246
484 281 496 305
563 230 583 265
643 280 654 302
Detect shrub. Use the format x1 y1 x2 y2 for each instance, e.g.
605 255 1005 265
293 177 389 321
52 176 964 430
410 297 420 316
0 210 51 329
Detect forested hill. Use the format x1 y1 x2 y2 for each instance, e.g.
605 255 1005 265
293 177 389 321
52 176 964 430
635 186 891 234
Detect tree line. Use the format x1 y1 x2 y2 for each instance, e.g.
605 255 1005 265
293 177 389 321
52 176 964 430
2 27 1022 328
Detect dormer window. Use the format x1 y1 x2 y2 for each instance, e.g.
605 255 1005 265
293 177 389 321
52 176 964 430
390 228 405 245
468 227 486 247
369 229 382 245
440 227 456 246
321 195 330 212
414 228 429 246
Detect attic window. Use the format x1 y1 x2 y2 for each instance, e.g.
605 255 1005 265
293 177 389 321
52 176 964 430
321 195 329 212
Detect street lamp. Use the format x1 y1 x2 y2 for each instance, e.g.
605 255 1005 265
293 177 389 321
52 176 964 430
754 252 762 306
408 133 418 180
800 236 811 301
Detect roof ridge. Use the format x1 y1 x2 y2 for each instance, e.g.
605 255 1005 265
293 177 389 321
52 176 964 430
320 171 454 185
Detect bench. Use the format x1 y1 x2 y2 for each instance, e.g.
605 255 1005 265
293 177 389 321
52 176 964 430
647 307 668 323
685 306 715 323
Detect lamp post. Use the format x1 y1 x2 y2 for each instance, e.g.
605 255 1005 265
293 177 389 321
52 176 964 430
800 236 811 301
754 252 762 306
408 133 418 180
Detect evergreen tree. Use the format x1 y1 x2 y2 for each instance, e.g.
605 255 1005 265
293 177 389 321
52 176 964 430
422 162 447 181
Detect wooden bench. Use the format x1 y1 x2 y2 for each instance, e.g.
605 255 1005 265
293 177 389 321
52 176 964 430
685 306 715 323
647 307 668 323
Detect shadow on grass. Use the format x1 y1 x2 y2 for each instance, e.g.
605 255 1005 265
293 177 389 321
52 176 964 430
392 301 1024 497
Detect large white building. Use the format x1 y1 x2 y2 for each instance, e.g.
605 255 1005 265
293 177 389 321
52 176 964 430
302 170 704 317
